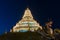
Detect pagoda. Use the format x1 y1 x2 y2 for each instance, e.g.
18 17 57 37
10 8 42 32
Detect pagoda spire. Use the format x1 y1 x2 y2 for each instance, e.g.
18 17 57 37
10 7 42 32
22 8 33 19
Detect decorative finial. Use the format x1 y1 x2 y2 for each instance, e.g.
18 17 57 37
22 7 33 19
27 8 29 10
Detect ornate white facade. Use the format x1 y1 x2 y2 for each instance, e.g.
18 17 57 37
10 8 42 32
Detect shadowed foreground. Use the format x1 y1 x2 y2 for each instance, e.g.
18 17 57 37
0 32 43 40
0 31 60 40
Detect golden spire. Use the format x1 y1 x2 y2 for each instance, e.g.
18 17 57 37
22 8 33 19
10 7 42 32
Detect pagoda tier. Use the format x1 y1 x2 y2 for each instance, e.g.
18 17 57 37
10 8 42 32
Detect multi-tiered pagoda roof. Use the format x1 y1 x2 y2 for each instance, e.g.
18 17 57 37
10 8 42 32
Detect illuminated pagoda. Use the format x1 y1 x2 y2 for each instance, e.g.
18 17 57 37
10 8 42 32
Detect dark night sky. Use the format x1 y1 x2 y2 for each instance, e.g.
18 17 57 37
0 0 60 35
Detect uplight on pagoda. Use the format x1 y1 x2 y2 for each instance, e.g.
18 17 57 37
10 8 42 32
